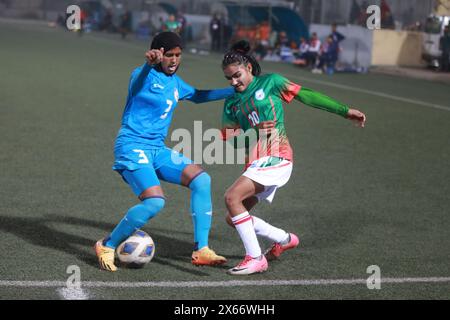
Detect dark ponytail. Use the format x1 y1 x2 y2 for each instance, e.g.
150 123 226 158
222 40 261 76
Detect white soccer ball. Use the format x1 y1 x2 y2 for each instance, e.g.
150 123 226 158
116 230 155 268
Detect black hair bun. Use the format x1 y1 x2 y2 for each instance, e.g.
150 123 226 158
231 40 251 54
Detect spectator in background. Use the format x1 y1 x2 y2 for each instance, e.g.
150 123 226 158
56 13 65 28
136 12 152 40
101 9 113 32
157 16 165 34
380 0 390 19
329 23 345 68
293 37 310 67
381 0 395 29
259 21 270 46
246 26 257 48
349 0 361 25
120 9 132 39
231 23 245 44
210 13 222 52
276 31 289 48
307 32 321 68
280 44 295 63
253 22 270 50
290 40 298 50
222 16 233 51
358 1 369 27
313 36 339 74
383 11 395 29
177 11 188 42
78 7 87 36
268 30 278 49
440 25 450 72
164 14 181 33
330 23 345 44
298 37 309 56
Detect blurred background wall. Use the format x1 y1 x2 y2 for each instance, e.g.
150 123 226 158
1 0 448 68
0 0 440 27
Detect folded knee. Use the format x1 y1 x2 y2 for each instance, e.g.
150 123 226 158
142 196 165 211
138 197 165 221
224 190 241 209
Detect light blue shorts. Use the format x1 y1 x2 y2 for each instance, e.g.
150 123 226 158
113 145 192 196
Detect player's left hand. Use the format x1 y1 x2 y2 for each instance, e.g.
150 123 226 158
346 109 366 128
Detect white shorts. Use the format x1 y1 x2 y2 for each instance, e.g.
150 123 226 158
242 156 293 203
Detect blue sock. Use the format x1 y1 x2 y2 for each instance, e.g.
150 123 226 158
104 197 165 248
189 172 212 250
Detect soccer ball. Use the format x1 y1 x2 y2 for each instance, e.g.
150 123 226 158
116 230 155 268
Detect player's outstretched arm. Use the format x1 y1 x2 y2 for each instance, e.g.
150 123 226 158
295 87 366 127
130 48 164 97
189 87 235 104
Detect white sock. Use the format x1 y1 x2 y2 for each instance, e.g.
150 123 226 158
252 216 289 243
231 212 261 258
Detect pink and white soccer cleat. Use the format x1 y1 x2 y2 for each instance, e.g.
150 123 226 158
227 255 268 275
264 233 299 261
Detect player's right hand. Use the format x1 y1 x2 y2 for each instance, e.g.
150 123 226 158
346 109 366 128
257 121 276 134
257 121 276 138
145 47 164 65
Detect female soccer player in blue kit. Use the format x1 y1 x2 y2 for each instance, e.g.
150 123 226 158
95 32 233 271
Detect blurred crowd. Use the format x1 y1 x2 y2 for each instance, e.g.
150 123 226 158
56 6 191 42
52 0 450 74
227 21 348 75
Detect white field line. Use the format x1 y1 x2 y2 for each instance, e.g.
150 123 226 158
1 277 450 289
270 72 450 112
56 287 90 300
185 52 450 113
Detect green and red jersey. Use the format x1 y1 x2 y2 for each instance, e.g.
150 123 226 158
221 73 349 167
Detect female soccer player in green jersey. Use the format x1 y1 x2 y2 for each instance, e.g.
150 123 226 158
220 41 366 275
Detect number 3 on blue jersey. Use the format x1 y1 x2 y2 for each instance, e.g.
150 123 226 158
160 99 173 119
133 149 149 164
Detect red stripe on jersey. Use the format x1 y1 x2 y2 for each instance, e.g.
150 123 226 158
281 82 301 103
245 101 253 115
250 98 259 117
244 101 254 126
269 96 277 121
240 104 249 120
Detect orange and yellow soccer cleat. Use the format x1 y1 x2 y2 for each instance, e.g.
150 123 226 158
191 247 227 266
94 239 118 272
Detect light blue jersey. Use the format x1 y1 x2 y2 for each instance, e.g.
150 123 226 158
113 63 233 172
116 64 196 149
